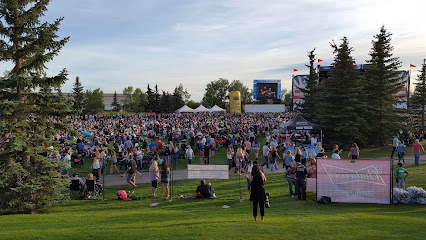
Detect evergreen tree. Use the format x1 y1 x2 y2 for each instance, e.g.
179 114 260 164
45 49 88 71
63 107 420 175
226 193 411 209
72 76 84 113
0 0 70 213
154 84 160 113
159 91 172 113
316 37 368 148
111 91 121 112
172 86 185 111
411 59 426 132
146 84 155 112
364 25 403 146
300 49 319 121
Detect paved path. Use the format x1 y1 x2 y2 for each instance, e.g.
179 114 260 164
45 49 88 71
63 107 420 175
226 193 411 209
81 156 426 187
82 164 288 187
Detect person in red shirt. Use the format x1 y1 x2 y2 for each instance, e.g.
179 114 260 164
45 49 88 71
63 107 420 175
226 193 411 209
412 139 425 166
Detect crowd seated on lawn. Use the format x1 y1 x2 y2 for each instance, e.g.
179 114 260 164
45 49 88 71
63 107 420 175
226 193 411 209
43 112 300 170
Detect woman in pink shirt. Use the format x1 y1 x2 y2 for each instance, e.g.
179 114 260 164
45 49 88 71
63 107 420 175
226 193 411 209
349 143 360 159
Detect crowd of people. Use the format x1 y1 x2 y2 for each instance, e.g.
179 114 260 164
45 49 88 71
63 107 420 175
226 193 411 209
36 111 423 219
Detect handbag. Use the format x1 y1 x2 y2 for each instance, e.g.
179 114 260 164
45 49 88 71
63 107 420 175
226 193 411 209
264 192 270 208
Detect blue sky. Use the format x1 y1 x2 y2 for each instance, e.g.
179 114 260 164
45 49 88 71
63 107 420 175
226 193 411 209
2 0 426 101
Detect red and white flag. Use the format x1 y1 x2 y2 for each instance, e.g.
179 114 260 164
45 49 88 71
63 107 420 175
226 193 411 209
318 59 323 62
293 68 298 72
410 64 416 68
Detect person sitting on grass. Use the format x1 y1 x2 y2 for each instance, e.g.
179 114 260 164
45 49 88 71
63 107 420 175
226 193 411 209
193 179 216 198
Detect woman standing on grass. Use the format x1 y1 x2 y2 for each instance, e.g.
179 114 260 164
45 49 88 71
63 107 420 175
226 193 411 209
294 148 302 164
109 151 120 175
349 143 360 159
227 145 235 172
252 139 261 161
90 150 101 181
160 162 170 199
171 144 179 170
149 161 159 197
236 148 244 174
307 159 317 178
250 164 267 221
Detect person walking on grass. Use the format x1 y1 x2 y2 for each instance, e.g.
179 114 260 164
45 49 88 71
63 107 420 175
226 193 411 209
412 139 425 166
391 135 399 160
269 146 280 171
249 164 267 221
261 142 270 169
397 140 407 163
109 150 120 175
394 163 409 190
124 154 142 193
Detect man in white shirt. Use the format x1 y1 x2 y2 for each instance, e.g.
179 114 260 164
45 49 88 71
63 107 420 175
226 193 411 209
261 143 270 169
331 150 341 159
185 145 194 164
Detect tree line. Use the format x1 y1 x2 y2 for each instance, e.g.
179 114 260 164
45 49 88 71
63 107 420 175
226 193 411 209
72 77 292 114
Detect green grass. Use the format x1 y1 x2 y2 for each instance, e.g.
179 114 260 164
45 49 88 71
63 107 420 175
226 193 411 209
1 164 426 240
2 137 426 239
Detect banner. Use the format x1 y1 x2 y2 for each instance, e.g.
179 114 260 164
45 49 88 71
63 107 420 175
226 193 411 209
316 158 391 204
229 91 242 114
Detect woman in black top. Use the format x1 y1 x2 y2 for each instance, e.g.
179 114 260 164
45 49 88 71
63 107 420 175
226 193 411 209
249 164 267 221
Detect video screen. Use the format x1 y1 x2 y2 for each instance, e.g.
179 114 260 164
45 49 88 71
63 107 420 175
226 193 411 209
256 83 278 100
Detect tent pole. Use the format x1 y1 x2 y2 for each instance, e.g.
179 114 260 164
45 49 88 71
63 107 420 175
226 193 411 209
320 130 323 147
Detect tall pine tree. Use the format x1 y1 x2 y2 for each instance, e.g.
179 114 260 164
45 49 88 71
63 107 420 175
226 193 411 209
72 76 84 113
154 84 160 113
364 25 403 146
111 91 121 112
0 0 70 213
300 48 319 121
316 37 368 148
146 84 155 112
411 59 426 132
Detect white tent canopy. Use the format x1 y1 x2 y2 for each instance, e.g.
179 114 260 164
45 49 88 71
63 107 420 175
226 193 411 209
209 105 226 112
175 105 194 113
194 105 211 112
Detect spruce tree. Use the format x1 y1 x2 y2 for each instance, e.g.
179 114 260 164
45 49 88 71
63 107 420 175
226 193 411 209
111 91 121 112
316 37 368 148
154 84 160 113
146 84 155 112
364 25 403 146
300 48 319 121
0 0 70 213
72 76 84 113
411 59 426 132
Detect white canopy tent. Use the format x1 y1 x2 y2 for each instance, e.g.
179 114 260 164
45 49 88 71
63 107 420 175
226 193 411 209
209 105 226 112
194 105 211 112
175 105 194 113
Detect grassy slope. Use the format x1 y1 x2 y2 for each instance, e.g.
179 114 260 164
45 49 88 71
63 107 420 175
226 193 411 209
2 137 426 240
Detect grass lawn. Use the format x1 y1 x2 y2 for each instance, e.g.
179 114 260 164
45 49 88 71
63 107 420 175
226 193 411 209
2 137 426 240
1 165 425 240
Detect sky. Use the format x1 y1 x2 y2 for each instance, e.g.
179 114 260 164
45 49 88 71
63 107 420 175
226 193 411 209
2 0 426 101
